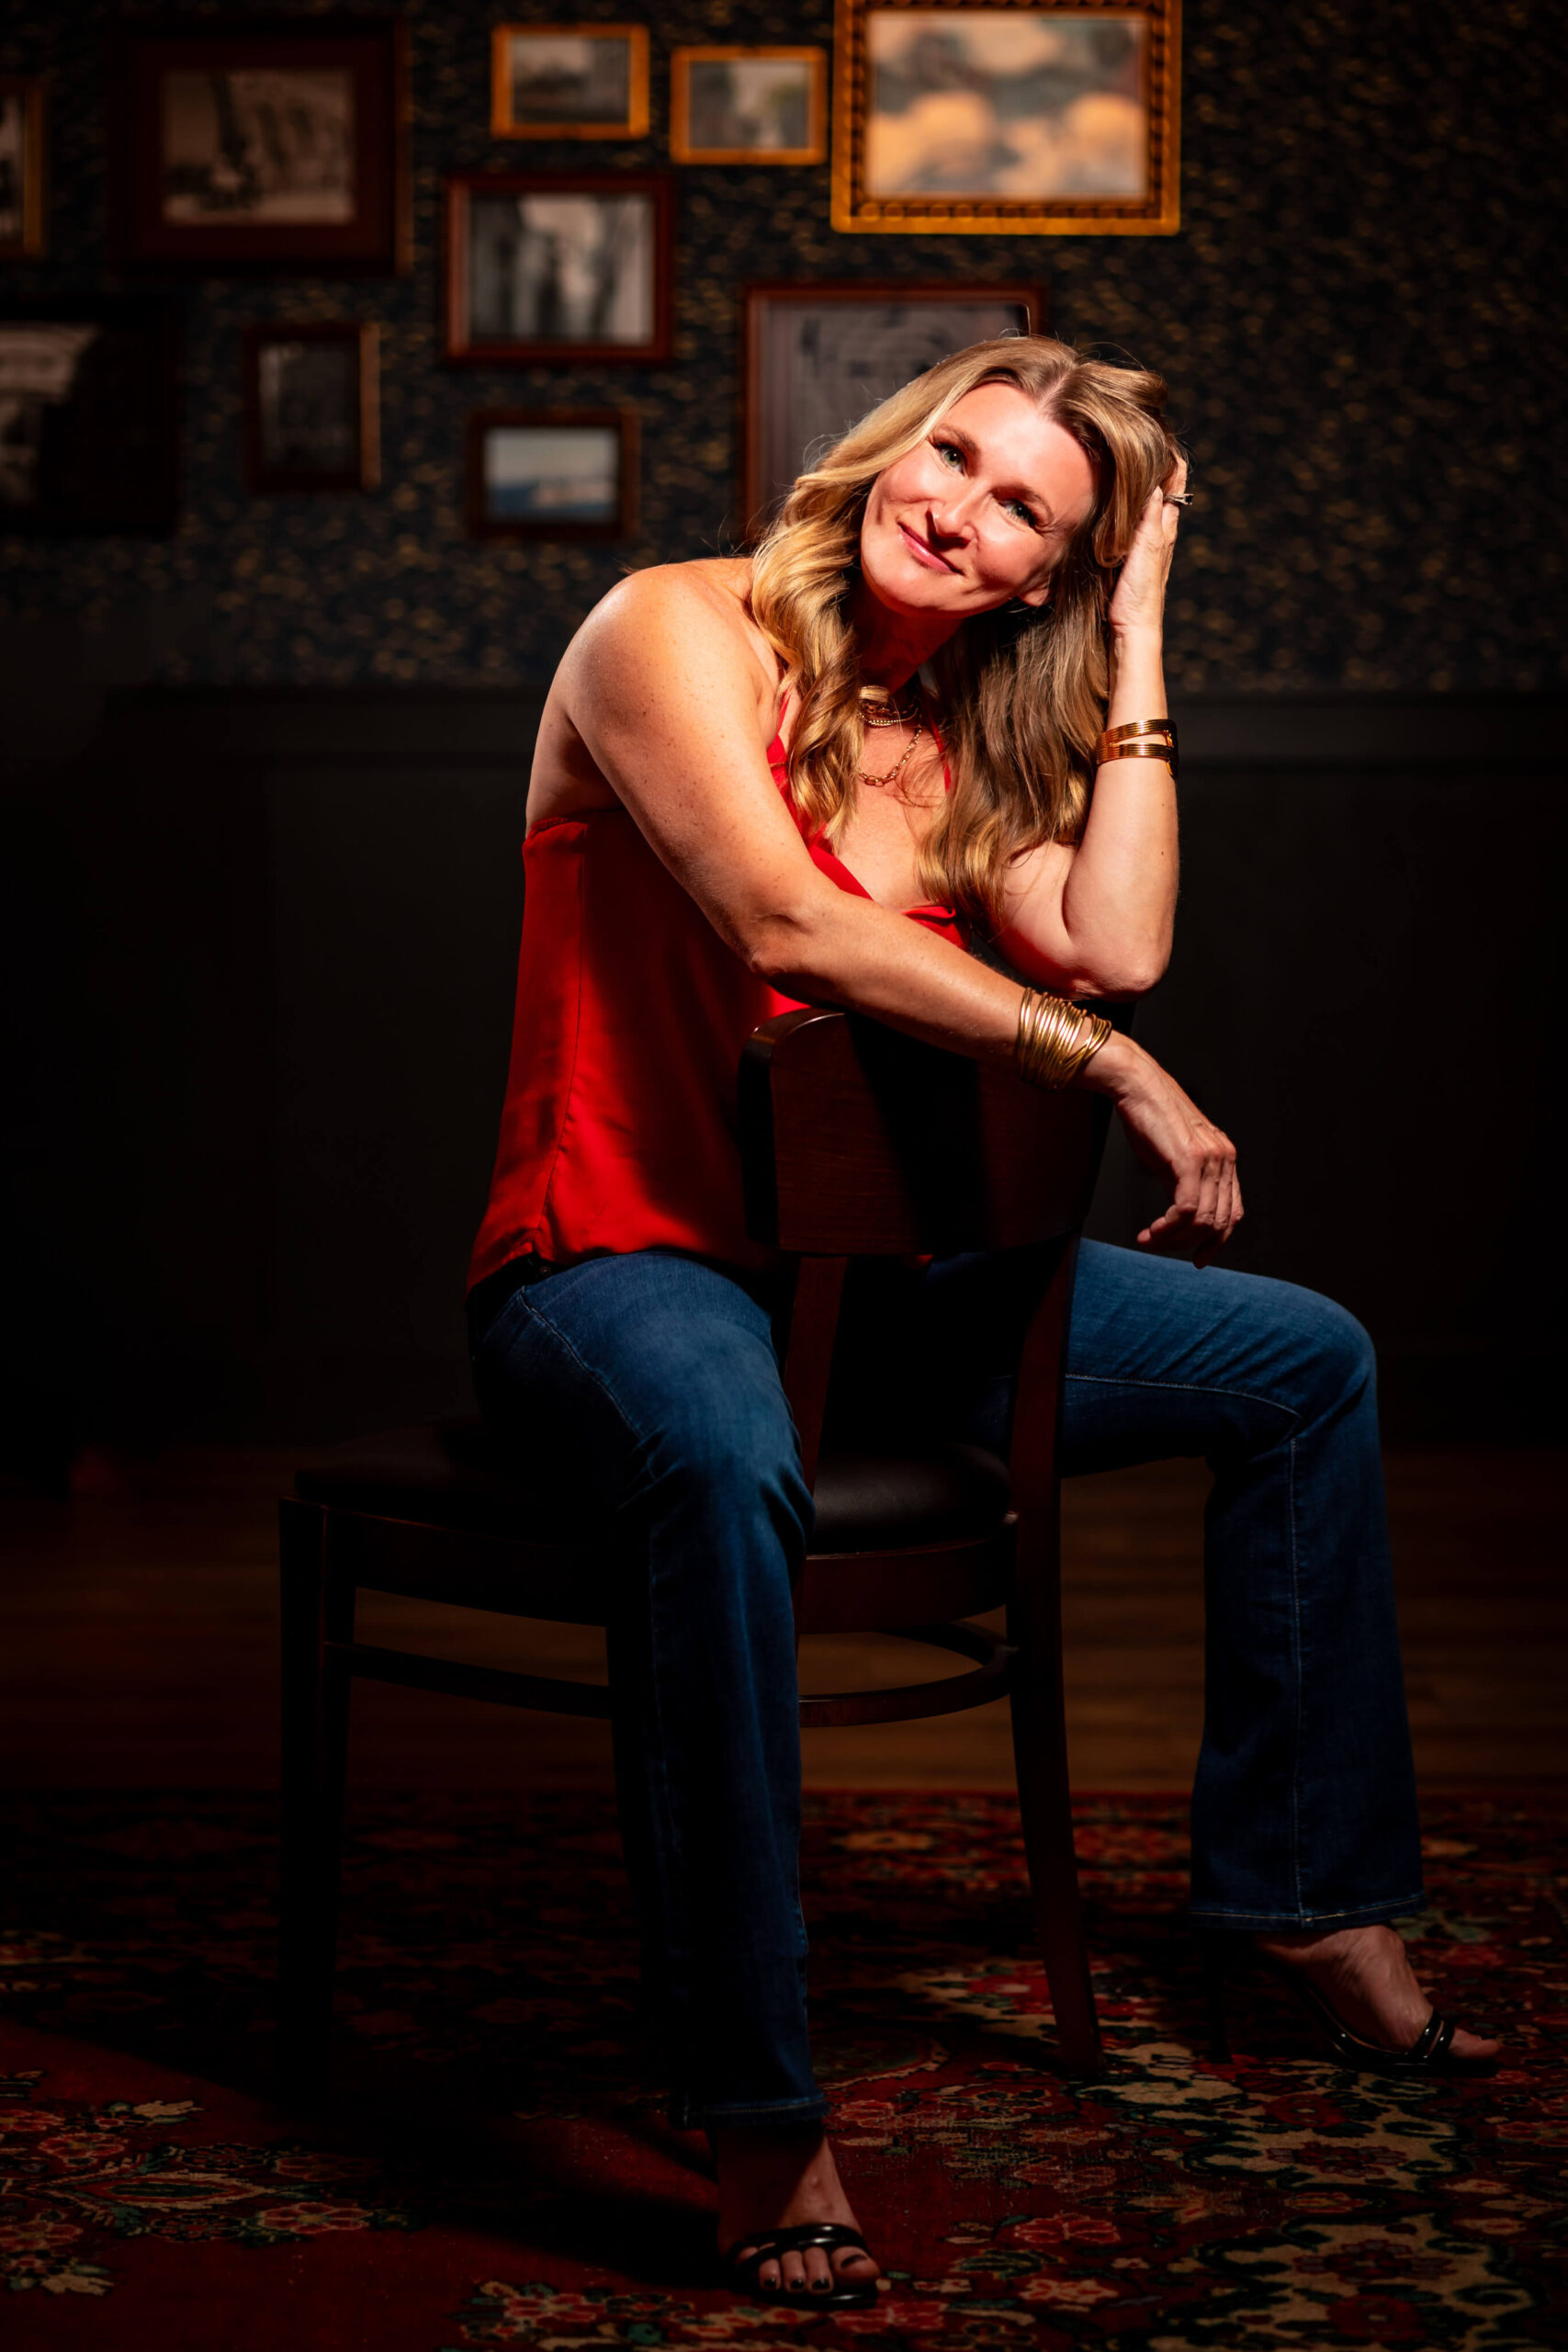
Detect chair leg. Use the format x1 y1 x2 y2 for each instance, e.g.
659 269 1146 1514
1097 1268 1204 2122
277 1498 355 2101
1008 1512 1104 2081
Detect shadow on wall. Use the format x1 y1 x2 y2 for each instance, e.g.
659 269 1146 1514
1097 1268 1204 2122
3 684 1562 1478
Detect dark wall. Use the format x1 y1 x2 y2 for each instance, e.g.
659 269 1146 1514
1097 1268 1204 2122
6 688 1561 1461
2 0 1564 736
4 2 1563 1459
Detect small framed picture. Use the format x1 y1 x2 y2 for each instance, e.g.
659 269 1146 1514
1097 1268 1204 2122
467 409 637 541
444 174 672 365
742 280 1045 530
491 25 650 140
832 0 1179 236
111 17 410 272
0 78 47 260
0 306 178 533
671 48 827 165
243 321 378 492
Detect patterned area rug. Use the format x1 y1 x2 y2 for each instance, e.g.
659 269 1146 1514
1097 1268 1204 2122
0 1792 1562 2350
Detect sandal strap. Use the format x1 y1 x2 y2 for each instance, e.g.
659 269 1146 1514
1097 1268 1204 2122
722 2222 872 2271
1409 2011 1456 2064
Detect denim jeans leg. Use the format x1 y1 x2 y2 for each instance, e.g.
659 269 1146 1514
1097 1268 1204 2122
470 1251 826 2129
916 1240 1426 1930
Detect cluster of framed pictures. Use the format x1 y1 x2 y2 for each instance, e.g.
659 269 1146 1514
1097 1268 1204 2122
0 6 1177 537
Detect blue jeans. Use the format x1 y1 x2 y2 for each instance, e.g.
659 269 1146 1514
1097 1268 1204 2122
468 1241 1423 2129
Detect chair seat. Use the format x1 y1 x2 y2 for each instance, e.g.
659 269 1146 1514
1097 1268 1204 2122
295 1418 1012 1554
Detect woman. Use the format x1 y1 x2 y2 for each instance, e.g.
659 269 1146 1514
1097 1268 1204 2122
467 337 1496 2307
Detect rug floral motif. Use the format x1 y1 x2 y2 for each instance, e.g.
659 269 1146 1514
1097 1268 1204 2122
0 1792 1562 2349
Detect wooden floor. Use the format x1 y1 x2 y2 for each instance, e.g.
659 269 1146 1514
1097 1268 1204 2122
0 1447 1562 1792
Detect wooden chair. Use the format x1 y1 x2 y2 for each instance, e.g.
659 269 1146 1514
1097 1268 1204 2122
278 1007 1111 2098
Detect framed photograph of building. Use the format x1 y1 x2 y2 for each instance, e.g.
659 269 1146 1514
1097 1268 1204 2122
111 17 410 272
491 26 650 140
671 49 827 165
0 78 47 260
243 321 378 492
831 0 1179 235
444 174 671 365
741 279 1044 530
0 305 178 533
467 409 637 540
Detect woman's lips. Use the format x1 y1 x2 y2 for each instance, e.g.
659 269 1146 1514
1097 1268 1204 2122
897 519 954 573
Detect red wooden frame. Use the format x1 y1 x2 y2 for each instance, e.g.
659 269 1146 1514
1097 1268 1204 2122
444 172 673 367
111 16 410 274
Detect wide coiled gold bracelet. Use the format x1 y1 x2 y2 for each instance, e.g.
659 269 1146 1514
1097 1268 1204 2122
1094 717 1179 778
1015 989 1115 1091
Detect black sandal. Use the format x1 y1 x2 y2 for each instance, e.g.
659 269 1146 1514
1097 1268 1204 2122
1201 1937 1498 2075
720 2222 881 2310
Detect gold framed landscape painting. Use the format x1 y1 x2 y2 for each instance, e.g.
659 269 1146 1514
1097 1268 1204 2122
670 49 827 165
832 0 1179 234
491 26 650 140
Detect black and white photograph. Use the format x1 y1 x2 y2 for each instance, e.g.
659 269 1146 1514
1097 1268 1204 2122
446 175 671 364
671 48 826 164
243 321 378 492
831 0 1179 233
0 78 46 258
0 307 177 530
491 27 649 140
742 280 1043 526
161 68 355 223
467 408 636 539
114 21 409 271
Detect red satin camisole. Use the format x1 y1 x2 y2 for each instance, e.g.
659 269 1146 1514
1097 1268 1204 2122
468 721 961 1287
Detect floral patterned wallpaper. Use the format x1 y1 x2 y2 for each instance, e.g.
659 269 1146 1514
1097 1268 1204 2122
0 0 1560 693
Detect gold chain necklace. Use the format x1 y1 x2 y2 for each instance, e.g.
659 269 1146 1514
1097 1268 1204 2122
858 710 925 791
860 683 922 729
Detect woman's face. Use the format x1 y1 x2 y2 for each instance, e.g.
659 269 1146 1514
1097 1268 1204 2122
859 382 1098 621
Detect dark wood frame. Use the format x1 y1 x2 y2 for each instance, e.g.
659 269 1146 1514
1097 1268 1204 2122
277 1007 1113 2098
444 172 673 366
0 76 47 260
110 15 411 274
831 0 1180 237
242 320 379 494
740 277 1046 532
490 24 651 141
0 301 179 534
669 46 828 165
465 406 637 542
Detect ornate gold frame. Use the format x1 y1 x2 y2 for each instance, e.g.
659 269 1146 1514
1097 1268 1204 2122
831 0 1179 236
0 77 48 259
670 48 828 166
491 25 650 141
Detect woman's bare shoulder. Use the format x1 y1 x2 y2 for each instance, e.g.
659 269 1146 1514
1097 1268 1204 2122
529 560 776 828
570 558 772 691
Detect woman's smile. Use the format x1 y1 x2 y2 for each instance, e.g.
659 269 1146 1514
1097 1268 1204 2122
896 519 955 572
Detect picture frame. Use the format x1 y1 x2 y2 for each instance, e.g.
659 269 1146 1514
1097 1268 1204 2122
0 78 47 260
467 408 637 541
110 16 410 273
444 174 672 366
671 48 828 165
0 304 179 534
831 0 1179 236
741 279 1045 530
243 320 379 492
490 25 650 141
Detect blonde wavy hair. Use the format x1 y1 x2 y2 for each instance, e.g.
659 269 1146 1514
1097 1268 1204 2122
749 335 1177 934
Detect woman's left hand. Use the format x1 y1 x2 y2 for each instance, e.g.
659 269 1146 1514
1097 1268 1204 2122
1107 453 1187 640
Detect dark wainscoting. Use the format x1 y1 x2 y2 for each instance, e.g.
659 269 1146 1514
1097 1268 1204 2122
4 688 1561 1470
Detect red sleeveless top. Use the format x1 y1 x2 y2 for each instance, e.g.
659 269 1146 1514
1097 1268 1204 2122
468 722 962 1286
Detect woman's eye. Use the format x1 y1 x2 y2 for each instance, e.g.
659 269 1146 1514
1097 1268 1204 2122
934 439 964 468
1003 499 1036 525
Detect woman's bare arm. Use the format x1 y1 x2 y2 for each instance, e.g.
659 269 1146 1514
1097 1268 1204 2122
993 462 1185 999
560 560 1240 1262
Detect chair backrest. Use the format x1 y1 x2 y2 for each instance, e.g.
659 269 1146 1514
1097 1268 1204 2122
739 1007 1110 1258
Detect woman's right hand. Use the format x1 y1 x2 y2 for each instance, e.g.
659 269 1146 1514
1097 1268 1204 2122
1082 1033 1242 1266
